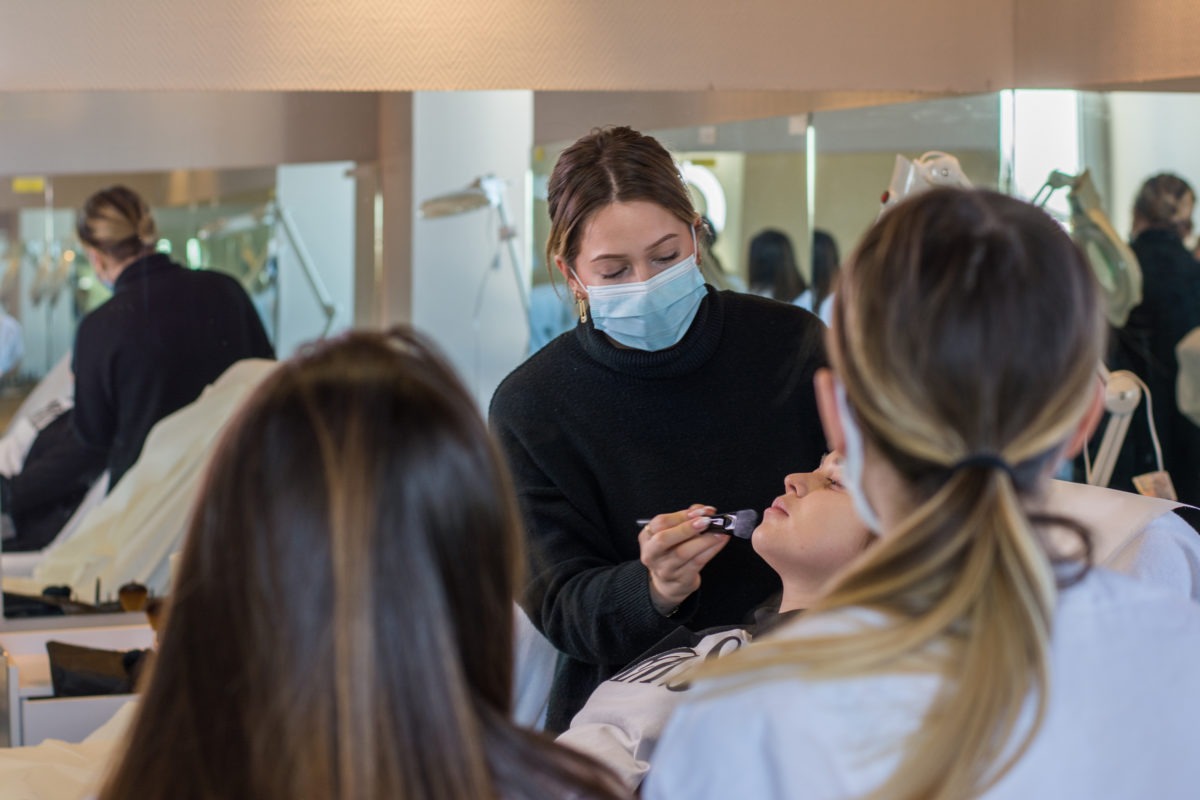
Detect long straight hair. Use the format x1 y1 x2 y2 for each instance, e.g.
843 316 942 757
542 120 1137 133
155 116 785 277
747 228 806 302
98 328 622 800
811 228 840 309
705 189 1105 800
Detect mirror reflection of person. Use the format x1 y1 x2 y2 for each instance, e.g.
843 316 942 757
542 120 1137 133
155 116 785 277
647 188 1200 799
98 329 624 800
811 228 841 326
490 127 828 733
73 186 274 489
0 401 105 552
747 228 809 307
1108 173 1200 502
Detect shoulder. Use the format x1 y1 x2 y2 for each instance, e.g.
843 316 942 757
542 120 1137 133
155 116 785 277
183 267 249 296
490 333 582 421
718 291 826 349
647 664 875 800
1057 567 1200 641
1104 508 1200 602
720 289 819 323
75 299 127 345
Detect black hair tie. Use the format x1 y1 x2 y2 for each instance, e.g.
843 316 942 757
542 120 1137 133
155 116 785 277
951 452 1016 479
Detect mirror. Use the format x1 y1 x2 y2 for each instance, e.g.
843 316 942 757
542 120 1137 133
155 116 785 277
6 87 1200 622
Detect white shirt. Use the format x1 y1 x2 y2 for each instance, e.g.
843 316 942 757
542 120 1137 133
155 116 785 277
1043 478 1200 602
647 568 1200 800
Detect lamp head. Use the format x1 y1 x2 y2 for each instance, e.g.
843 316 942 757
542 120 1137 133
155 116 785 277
420 176 503 219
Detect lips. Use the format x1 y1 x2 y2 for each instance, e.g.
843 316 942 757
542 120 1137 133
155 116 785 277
767 496 790 517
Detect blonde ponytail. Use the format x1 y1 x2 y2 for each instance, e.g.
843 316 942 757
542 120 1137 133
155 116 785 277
76 185 157 262
700 188 1105 799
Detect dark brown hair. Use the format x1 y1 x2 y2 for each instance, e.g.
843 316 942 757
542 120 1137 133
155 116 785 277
76 185 157 262
1132 172 1194 239
546 126 696 272
811 228 841 310
99 327 622 800
747 228 806 302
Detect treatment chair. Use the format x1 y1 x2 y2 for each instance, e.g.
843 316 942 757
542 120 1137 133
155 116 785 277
23 359 279 601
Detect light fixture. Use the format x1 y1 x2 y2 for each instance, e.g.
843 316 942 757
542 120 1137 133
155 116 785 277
419 183 492 218
420 175 531 320
1034 170 1164 493
198 201 337 338
1032 169 1142 328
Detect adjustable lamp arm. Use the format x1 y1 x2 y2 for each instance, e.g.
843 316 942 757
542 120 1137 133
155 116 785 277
1088 366 1142 488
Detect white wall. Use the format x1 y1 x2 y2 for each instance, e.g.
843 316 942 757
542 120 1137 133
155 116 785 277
411 91 533 411
1 0 1015 94
274 162 358 357
1107 93 1200 239
0 92 379 176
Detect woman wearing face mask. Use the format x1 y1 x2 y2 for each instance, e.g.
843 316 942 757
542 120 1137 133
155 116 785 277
646 188 1200 800
489 126 828 733
1107 173 1200 503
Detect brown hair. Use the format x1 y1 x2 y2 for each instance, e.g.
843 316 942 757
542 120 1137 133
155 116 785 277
811 228 841 310
76 185 157 262
707 188 1104 800
546 126 697 272
99 328 622 800
1132 172 1194 239
747 228 806 302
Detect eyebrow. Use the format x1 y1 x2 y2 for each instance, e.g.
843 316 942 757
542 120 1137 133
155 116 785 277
589 233 678 263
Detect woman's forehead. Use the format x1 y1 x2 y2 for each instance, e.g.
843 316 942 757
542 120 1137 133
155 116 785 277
579 201 687 253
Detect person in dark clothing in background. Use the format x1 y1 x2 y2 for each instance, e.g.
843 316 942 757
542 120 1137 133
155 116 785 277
489 127 828 732
73 186 275 489
1 405 105 551
1106 173 1200 503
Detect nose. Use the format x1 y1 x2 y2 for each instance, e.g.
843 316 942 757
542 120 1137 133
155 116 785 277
783 472 816 498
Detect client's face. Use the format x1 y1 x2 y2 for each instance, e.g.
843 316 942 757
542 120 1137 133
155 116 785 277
752 452 872 584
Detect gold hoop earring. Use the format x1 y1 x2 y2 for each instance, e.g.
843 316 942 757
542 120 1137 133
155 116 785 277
576 295 588 323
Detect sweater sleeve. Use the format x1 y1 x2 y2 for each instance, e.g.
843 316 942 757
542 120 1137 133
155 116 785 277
490 397 696 668
71 317 117 454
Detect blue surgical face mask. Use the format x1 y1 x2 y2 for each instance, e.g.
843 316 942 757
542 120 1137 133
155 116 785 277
834 379 883 534
573 229 706 352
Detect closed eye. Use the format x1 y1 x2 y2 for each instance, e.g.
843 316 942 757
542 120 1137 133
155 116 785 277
599 265 630 280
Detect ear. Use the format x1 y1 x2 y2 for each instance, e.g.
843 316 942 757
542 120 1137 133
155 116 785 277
554 256 582 298
1063 375 1105 459
814 368 846 456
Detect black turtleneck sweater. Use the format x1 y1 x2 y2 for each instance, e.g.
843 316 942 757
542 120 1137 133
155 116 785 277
72 254 275 487
490 288 827 731
1107 229 1200 503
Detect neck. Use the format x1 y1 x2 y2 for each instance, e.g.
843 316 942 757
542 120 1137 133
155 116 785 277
106 250 149 283
778 574 828 613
